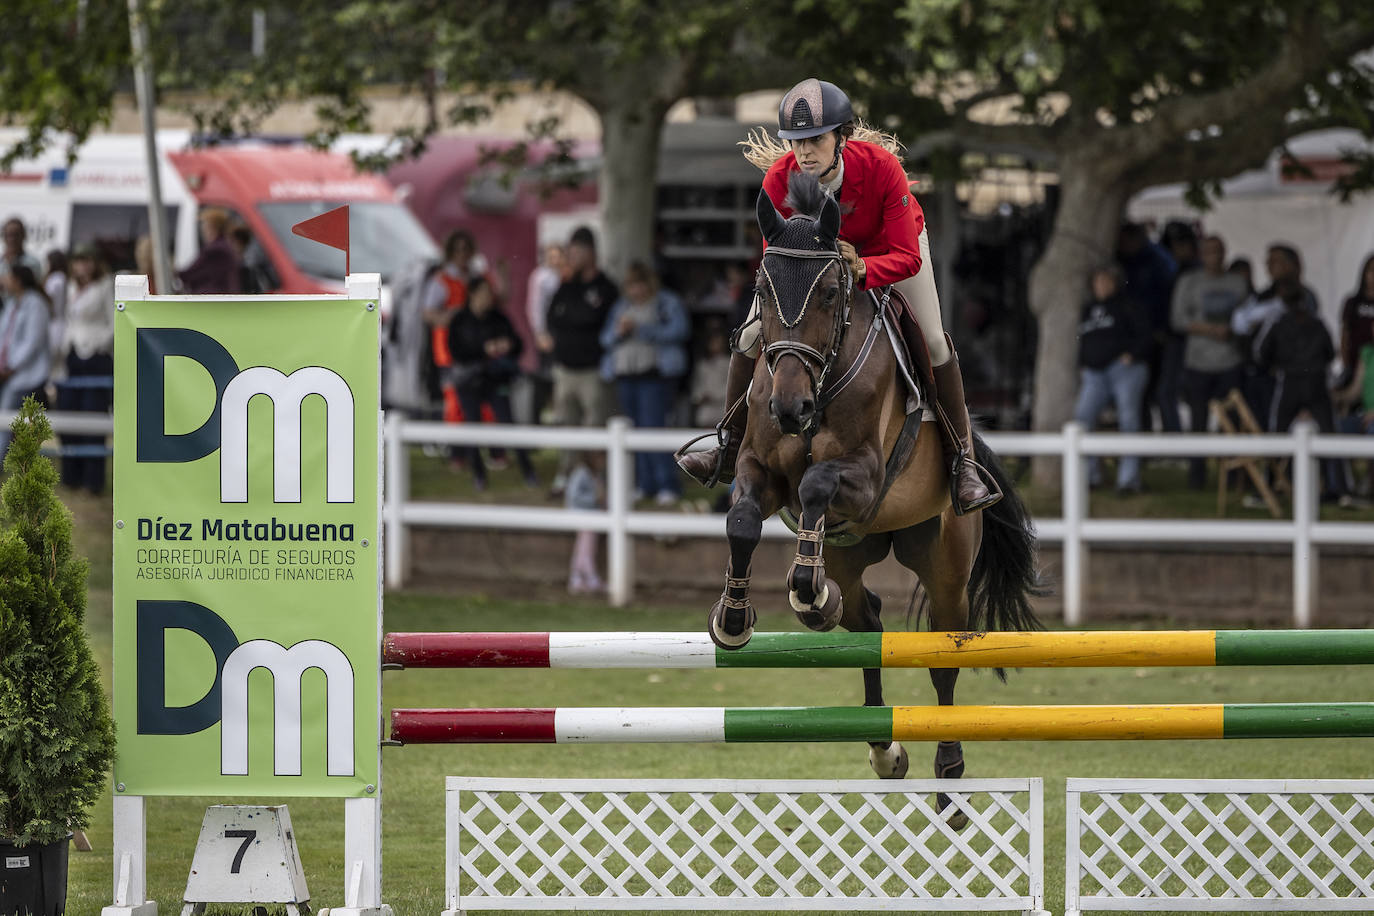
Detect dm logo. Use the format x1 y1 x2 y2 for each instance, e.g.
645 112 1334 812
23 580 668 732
137 600 355 777
136 328 354 503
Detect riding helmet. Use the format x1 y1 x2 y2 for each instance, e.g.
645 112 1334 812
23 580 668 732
776 79 854 140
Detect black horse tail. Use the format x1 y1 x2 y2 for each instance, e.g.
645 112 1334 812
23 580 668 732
967 429 1049 679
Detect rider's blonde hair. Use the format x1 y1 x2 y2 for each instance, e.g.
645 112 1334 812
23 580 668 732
739 120 904 172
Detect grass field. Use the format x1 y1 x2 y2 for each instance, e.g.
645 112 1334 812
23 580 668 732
52 486 1374 915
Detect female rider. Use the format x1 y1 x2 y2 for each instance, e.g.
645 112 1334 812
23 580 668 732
677 78 1000 514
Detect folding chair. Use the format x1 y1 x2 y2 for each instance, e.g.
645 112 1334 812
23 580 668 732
1210 389 1286 518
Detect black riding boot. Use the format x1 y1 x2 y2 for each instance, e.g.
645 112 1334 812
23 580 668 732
931 338 1002 515
676 350 754 487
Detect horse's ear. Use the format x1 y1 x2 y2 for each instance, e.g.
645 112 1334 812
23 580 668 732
756 189 784 244
818 194 840 245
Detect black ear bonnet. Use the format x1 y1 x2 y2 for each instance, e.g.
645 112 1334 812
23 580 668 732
756 171 843 327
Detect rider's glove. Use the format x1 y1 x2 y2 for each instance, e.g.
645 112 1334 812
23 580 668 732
837 240 865 286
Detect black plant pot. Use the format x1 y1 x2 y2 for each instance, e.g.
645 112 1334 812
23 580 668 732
0 835 70 916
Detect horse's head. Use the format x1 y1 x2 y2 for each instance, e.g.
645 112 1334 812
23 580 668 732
754 171 851 436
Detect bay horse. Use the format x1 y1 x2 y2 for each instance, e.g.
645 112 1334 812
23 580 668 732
708 171 1042 813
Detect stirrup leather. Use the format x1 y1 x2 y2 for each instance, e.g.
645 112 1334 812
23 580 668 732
673 391 747 488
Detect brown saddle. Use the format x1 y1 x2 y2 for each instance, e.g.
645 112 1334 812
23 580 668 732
882 286 936 393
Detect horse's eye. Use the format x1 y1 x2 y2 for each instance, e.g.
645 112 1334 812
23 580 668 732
824 287 838 303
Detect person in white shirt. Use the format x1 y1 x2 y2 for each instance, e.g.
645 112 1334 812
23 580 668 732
0 263 52 459
526 243 565 351
525 243 565 425
44 250 68 361
55 245 115 492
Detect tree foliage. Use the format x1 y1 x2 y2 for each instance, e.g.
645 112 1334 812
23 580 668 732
886 0 1374 195
0 0 131 168
5 2 1373 425
0 398 115 846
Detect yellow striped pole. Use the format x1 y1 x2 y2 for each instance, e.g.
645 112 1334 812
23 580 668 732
880 631 1219 668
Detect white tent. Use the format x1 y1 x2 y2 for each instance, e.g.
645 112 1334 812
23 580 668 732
1129 129 1374 340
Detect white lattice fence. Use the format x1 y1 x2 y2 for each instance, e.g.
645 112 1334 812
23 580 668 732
1066 778 1374 914
443 777 1047 914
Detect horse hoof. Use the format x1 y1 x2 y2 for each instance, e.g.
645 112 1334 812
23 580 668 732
707 598 754 649
868 741 908 779
789 578 842 631
936 792 970 830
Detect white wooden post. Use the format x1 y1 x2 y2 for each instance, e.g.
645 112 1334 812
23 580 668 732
1292 420 1317 627
607 416 633 607
1026 778 1051 916
331 796 389 915
104 275 155 916
383 411 407 588
1061 421 1086 626
102 794 156 916
1063 782 1081 916
331 273 391 916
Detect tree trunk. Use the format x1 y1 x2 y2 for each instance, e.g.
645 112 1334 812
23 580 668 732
596 98 669 283
1028 157 1128 486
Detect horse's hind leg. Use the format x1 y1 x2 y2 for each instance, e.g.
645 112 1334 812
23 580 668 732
857 587 911 779
894 513 980 829
830 539 907 778
929 670 968 828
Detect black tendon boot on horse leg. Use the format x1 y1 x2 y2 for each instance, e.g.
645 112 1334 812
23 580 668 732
931 666 969 829
708 466 765 649
677 349 755 487
932 335 1002 515
787 462 845 631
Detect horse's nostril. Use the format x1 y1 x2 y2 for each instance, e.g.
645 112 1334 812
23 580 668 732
800 399 815 417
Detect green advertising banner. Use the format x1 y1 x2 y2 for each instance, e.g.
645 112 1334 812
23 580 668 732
112 291 379 797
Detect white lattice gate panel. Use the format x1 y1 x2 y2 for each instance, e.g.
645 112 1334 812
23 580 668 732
1065 778 1374 915
443 776 1047 914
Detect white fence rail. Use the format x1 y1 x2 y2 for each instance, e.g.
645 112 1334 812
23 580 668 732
18 408 1374 627
383 415 1374 626
1065 778 1374 915
0 409 118 436
443 776 1047 915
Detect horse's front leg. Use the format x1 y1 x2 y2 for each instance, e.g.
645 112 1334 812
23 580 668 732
708 450 778 649
788 451 881 630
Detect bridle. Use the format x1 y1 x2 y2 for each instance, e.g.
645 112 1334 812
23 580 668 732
756 242 855 417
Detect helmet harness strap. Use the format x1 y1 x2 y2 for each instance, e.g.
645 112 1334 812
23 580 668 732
817 134 845 183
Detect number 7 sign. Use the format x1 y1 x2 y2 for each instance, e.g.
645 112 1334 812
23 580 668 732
181 806 309 915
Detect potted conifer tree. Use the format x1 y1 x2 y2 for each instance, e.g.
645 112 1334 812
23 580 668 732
0 398 115 916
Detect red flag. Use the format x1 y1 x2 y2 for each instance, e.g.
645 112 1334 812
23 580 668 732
291 205 350 275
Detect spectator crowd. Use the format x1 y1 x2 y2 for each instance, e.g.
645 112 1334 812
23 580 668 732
417 223 719 508
5 203 1374 574
1075 219 1374 504
0 208 280 494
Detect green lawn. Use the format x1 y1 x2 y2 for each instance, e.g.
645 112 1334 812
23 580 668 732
55 484 1374 915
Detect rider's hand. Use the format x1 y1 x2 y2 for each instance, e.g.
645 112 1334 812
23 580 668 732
837 240 865 285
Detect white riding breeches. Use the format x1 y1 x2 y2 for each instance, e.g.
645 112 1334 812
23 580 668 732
736 226 951 365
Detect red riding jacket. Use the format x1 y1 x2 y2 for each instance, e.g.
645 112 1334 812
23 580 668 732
762 139 925 291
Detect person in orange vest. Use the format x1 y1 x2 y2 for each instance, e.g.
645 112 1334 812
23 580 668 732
423 230 489 427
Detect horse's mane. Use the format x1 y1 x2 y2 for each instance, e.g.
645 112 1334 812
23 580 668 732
783 171 827 220
739 120 904 172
